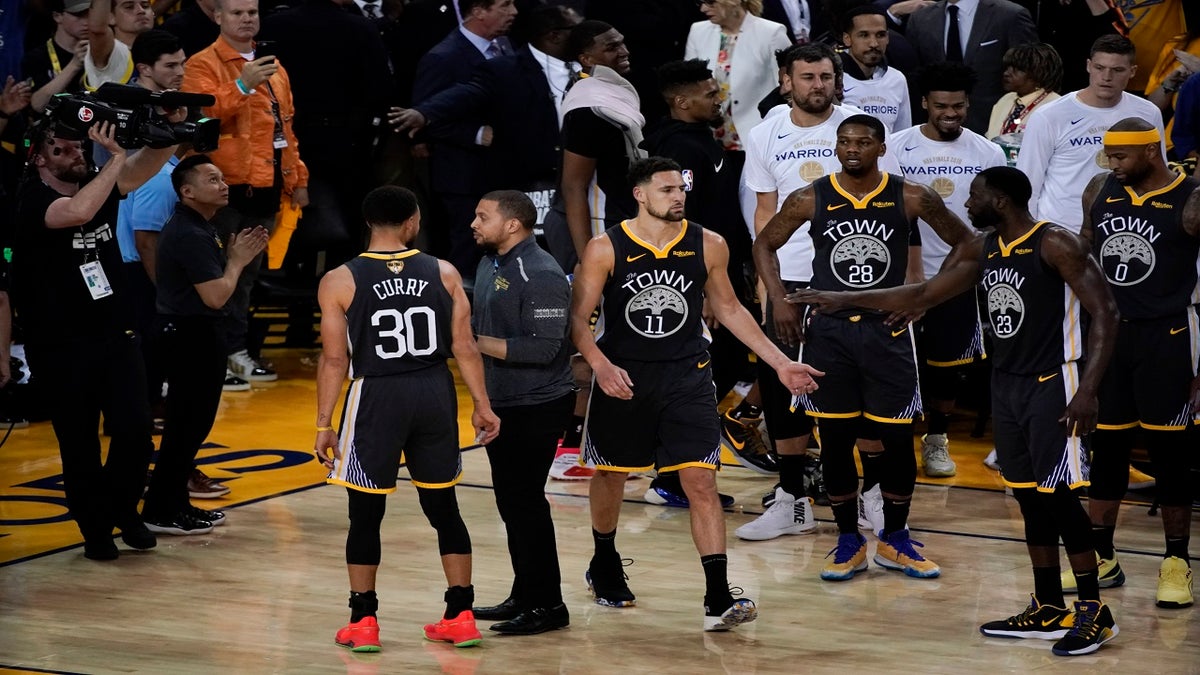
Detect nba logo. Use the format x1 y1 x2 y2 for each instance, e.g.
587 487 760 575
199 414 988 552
681 169 694 192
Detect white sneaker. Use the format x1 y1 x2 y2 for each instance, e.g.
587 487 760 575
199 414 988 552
229 349 278 382
547 444 594 480
735 488 816 541
858 483 884 536
921 433 957 477
983 448 1001 471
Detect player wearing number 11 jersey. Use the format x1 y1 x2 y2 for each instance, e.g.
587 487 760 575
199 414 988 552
314 186 500 652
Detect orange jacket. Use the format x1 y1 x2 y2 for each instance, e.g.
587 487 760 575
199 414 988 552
181 37 308 192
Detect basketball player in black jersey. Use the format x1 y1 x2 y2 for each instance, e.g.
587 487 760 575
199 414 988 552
1078 118 1200 609
794 166 1121 656
570 157 822 631
313 186 501 652
754 114 976 583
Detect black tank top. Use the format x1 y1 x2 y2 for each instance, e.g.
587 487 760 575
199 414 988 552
598 220 709 361
344 250 453 377
810 173 913 315
980 222 1084 375
1090 173 1200 319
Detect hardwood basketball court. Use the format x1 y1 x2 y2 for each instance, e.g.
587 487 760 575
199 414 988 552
0 350 1196 673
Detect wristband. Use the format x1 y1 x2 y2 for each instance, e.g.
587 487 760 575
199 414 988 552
236 78 250 95
316 426 335 432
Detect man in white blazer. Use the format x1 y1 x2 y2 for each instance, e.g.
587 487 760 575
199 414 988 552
903 0 1037 133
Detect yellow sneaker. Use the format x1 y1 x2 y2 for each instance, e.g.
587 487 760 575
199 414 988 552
875 529 940 578
1062 554 1125 592
1128 466 1156 490
1156 556 1194 609
820 533 868 581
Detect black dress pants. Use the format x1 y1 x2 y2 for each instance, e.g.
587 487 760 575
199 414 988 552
25 333 155 543
485 391 575 609
142 316 228 519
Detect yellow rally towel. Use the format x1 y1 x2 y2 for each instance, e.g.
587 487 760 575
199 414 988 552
268 201 301 270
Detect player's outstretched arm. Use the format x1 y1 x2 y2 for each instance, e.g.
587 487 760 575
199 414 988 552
314 266 354 468
569 235 635 399
1042 227 1119 436
909 182 973 247
706 231 822 394
440 260 500 445
790 234 984 316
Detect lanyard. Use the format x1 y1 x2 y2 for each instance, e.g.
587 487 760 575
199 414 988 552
47 39 62 75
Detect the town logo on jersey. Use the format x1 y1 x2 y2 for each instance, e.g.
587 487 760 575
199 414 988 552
621 269 693 338
983 267 1026 338
824 218 893 288
1095 213 1157 286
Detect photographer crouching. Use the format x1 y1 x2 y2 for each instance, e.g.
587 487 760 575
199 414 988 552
13 113 187 560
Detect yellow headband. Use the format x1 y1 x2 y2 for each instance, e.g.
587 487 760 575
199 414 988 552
1103 129 1161 146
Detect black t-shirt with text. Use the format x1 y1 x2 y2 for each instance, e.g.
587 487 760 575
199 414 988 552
14 179 131 342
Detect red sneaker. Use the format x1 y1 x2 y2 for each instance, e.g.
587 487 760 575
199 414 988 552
423 610 483 648
335 616 382 652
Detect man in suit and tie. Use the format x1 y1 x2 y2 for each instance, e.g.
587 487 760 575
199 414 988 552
389 5 580 205
903 0 1037 133
412 0 518 281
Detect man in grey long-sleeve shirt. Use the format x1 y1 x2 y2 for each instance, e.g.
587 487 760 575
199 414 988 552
468 190 576 636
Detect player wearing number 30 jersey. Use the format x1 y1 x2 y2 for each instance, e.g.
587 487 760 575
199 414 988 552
313 186 500 652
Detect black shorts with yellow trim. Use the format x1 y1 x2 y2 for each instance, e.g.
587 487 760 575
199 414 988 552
1097 310 1200 432
795 311 922 423
583 353 722 472
327 365 462 493
992 364 1089 492
918 289 986 367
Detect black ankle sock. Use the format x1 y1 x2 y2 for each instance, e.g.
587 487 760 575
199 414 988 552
881 497 911 537
1032 567 1065 608
701 553 732 611
1092 525 1116 559
349 590 378 622
731 401 762 420
444 585 474 620
831 498 859 535
927 410 949 436
778 454 807 499
859 452 882 491
1166 536 1190 562
1073 570 1100 602
561 415 585 448
593 528 617 560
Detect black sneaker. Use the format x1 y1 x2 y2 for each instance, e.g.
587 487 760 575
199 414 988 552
720 411 779 475
980 595 1073 639
188 505 226 527
1051 600 1119 656
223 369 251 392
586 556 636 607
144 511 215 536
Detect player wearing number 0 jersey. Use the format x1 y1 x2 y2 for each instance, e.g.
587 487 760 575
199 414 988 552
314 186 500 652
1078 120 1200 609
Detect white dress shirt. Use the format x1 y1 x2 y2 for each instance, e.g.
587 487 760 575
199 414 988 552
529 44 575 119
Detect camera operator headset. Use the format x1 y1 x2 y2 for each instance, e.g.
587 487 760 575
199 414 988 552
12 107 187 561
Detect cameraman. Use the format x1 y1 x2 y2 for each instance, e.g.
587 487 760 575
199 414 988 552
13 119 183 560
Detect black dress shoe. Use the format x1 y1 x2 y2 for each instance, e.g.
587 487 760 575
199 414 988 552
119 521 157 550
489 604 570 635
83 538 119 561
473 596 520 620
